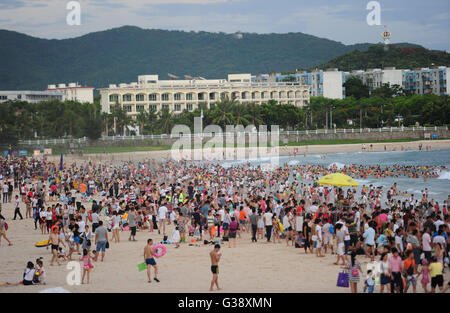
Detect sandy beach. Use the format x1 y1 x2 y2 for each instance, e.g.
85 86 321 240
1 140 449 293
1 196 448 293
45 139 450 164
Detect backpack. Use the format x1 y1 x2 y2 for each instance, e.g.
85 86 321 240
406 262 414 276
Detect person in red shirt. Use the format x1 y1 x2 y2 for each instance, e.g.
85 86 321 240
434 202 440 215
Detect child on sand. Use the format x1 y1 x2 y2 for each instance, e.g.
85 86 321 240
80 249 94 284
193 224 201 241
363 270 375 293
294 231 305 249
171 226 181 248
419 258 430 293
257 212 264 240
35 258 46 285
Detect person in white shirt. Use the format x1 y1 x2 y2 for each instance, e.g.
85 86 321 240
88 180 95 196
158 204 168 236
263 209 273 242
422 228 432 260
13 195 23 220
315 219 324 257
354 210 361 232
171 227 181 248
91 210 100 232
22 262 36 285
309 202 318 215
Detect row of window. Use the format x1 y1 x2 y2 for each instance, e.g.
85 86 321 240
113 103 195 112
109 91 309 103
111 100 307 113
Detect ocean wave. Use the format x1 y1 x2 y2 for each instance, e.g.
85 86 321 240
328 162 346 169
438 171 450 180
287 160 299 166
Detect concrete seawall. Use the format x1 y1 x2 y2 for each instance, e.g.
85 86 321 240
42 129 449 148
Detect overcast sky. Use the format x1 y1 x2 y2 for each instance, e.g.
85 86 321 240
1 0 449 50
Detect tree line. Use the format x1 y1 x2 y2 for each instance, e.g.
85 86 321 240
1 81 449 146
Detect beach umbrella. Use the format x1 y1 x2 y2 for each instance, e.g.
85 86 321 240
317 173 359 187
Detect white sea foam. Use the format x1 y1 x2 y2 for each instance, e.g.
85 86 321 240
328 162 346 169
438 171 450 180
287 160 299 166
356 179 371 185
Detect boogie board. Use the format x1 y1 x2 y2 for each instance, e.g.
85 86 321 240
35 240 52 248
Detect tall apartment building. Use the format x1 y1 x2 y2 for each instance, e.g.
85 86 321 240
253 69 346 99
0 90 64 103
403 66 448 95
47 83 95 103
347 67 404 91
99 73 310 116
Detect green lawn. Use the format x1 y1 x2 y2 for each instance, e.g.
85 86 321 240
16 137 448 156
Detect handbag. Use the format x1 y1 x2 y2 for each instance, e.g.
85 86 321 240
337 271 349 288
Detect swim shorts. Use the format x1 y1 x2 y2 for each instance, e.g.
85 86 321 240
96 240 107 252
431 275 443 288
146 258 156 266
211 265 219 274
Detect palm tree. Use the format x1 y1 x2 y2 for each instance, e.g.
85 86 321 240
232 103 252 126
157 107 174 134
211 99 235 128
111 103 131 135
246 102 263 127
136 110 148 135
146 108 158 134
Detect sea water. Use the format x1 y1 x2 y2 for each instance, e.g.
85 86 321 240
224 149 450 204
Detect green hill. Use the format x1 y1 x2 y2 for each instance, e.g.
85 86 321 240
311 44 450 71
0 26 375 90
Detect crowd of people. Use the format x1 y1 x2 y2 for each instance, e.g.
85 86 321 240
0 155 449 292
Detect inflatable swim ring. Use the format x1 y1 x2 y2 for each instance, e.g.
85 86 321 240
153 244 166 258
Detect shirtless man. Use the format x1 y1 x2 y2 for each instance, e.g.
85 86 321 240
144 239 159 283
48 227 65 266
209 244 222 291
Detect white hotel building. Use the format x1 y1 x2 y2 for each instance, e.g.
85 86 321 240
47 83 95 103
99 73 310 116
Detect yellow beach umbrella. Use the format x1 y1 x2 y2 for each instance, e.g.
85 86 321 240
317 173 359 187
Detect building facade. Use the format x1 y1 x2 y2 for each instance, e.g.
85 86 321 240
253 69 346 99
0 90 64 103
403 66 448 96
47 83 94 103
99 74 310 116
347 67 404 91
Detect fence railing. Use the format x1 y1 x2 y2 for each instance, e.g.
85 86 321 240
17 126 448 146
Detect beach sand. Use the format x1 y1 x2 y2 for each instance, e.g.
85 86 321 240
1 199 448 293
45 139 450 164
2 141 450 293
